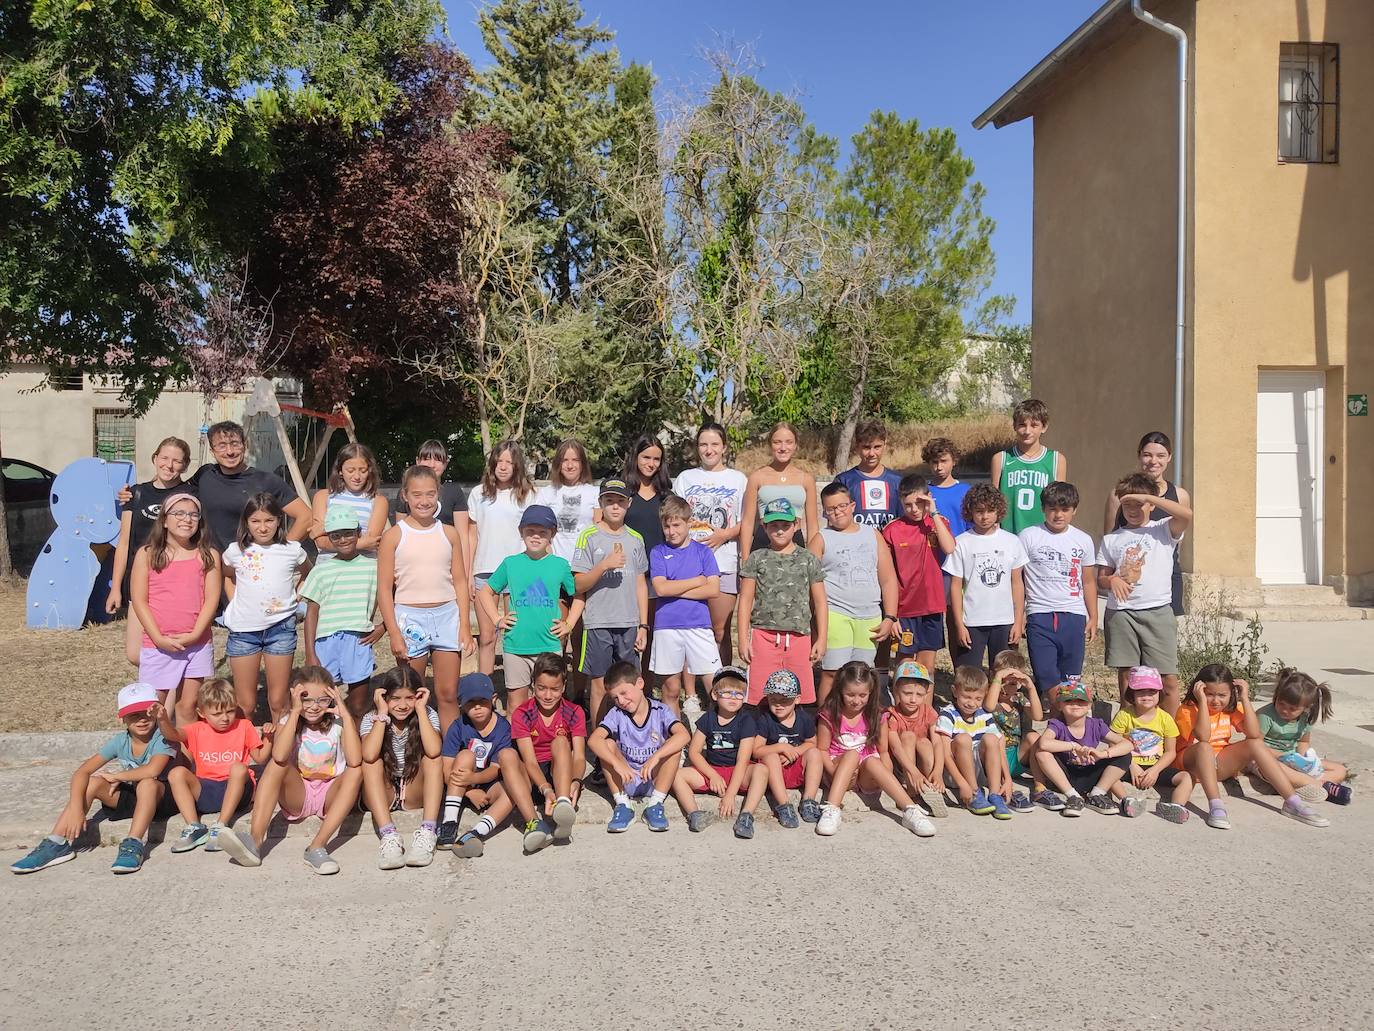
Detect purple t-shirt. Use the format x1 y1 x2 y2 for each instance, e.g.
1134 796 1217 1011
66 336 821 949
599 699 682 769
649 540 719 630
1046 717 1110 765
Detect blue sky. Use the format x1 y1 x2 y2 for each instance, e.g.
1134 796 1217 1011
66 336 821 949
439 0 1106 325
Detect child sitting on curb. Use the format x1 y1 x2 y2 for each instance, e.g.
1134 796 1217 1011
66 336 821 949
674 666 762 838
1108 666 1192 822
1036 681 1132 817
936 666 1008 818
885 661 946 817
741 670 818 829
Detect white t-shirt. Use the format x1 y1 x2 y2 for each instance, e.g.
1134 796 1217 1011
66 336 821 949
1096 517 1183 611
469 487 532 576
221 541 308 632
942 528 1028 627
670 467 748 574
1018 524 1096 617
536 483 601 562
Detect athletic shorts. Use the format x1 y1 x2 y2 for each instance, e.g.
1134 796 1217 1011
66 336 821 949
758 754 806 790
1054 754 1131 796
313 631 376 685
650 627 722 677
101 779 168 820
1103 606 1178 675
693 764 739 794
195 775 253 816
1131 763 1186 790
503 652 536 691
225 615 297 658
396 601 461 657
579 627 638 679
823 611 881 670
746 629 815 705
283 777 333 822
138 637 214 692
896 614 944 656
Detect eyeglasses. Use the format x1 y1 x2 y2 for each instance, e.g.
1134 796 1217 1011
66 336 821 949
823 503 853 515
716 689 746 699
210 439 243 452
166 510 201 521
301 697 331 708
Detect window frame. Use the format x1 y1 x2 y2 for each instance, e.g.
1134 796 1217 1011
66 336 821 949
1278 41 1339 165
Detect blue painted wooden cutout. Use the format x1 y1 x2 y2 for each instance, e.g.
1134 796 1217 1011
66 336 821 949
27 459 136 630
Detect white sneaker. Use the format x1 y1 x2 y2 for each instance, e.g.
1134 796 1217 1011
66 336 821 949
406 827 437 867
815 804 843 836
377 833 405 871
902 804 936 838
1282 798 1330 828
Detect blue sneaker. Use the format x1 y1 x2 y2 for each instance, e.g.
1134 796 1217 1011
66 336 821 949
641 801 670 832
1010 790 1034 813
968 788 996 816
988 793 1014 820
111 837 144 874
10 836 74 875
607 803 636 833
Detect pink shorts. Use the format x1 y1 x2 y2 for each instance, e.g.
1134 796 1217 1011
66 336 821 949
283 777 332 822
138 637 214 692
746 629 815 704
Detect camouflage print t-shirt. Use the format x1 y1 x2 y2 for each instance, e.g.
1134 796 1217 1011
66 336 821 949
740 546 826 636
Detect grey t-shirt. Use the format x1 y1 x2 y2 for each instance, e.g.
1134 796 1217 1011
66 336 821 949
571 525 648 629
819 525 881 619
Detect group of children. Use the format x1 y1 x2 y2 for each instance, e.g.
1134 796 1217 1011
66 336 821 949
8 403 1355 876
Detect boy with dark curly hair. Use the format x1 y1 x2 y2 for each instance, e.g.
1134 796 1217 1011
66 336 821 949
942 483 1028 669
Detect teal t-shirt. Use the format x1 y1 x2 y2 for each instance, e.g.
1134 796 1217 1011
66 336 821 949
99 728 176 770
1256 702 1311 752
488 552 575 657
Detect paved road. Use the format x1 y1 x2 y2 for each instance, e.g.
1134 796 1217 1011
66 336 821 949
3 796 1372 1031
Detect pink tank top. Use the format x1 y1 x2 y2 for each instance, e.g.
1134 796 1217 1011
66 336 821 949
394 520 454 605
825 712 879 761
142 554 210 647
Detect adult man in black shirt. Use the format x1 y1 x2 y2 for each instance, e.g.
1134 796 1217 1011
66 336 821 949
188 421 312 550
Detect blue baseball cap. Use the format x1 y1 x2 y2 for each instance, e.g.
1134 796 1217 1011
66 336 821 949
762 669 801 699
761 497 797 523
519 505 558 530
459 672 495 705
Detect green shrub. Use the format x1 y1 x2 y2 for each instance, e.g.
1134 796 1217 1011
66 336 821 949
1177 585 1270 692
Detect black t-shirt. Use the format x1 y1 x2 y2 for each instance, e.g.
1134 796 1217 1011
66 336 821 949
189 463 300 551
758 707 816 748
626 491 665 555
393 481 467 523
697 709 759 767
122 480 192 589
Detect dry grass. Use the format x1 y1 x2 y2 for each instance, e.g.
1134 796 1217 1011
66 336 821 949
735 414 1015 477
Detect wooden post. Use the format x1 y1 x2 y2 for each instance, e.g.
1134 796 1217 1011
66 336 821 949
271 412 310 500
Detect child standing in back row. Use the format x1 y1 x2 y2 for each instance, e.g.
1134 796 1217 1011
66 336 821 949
834 419 904 529
991 398 1067 534
302 506 383 720
944 484 1028 668
650 495 722 713
882 475 956 674
310 443 388 560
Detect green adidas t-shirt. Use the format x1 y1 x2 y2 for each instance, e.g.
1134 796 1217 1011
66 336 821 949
998 447 1058 533
488 552 575 657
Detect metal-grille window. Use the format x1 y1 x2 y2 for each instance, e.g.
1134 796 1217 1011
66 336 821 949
93 409 137 463
1279 42 1338 164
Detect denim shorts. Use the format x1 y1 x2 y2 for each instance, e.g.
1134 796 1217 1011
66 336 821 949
225 615 298 658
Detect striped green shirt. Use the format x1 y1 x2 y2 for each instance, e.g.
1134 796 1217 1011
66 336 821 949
300 554 378 638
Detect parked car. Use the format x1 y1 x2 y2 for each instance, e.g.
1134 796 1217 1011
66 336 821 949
3 458 57 574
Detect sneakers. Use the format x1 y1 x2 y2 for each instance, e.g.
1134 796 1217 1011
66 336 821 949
218 828 262 867
304 846 340 875
775 803 801 829
204 826 223 852
606 803 635 833
1009 790 1034 813
815 804 843 836
641 802 670 832
522 819 553 853
686 810 712 833
1119 796 1145 818
1206 805 1231 830
1085 793 1117 815
406 827 437 867
987 793 1013 820
171 823 209 854
733 812 755 839
11 836 75 875
1033 789 1066 812
436 820 460 850
1156 801 1190 824
1282 798 1330 828
901 804 936 838
377 833 406 870
1325 781 1353 805
798 798 822 824
919 785 949 818
551 798 576 841
1061 795 1084 817
967 788 996 816
111 837 144 874
454 831 485 858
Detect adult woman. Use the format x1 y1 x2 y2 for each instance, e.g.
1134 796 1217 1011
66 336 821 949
738 422 820 562
1102 431 1192 617
622 434 671 682
671 422 748 665
106 437 193 665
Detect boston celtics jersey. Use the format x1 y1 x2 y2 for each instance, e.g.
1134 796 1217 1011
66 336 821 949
998 447 1057 533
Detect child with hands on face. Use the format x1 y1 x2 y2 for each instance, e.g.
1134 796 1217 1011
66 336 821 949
673 666 763 838
360 665 444 870
740 669 818 829
885 661 947 818
1035 681 1133 817
985 650 1045 813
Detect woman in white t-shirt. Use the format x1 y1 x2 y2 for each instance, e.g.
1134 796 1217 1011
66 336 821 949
536 439 602 561
671 422 748 669
458 440 535 676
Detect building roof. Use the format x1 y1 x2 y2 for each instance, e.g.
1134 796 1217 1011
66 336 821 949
973 0 1141 129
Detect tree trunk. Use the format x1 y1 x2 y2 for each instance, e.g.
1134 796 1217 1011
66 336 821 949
0 427 13 578
833 352 870 474
476 390 492 455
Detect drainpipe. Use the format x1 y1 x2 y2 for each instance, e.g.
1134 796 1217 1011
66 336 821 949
1131 0 1188 482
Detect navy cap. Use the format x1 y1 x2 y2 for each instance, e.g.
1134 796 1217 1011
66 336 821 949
519 505 558 530
459 672 495 705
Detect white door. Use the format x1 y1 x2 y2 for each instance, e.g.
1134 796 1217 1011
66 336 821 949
1255 371 1324 584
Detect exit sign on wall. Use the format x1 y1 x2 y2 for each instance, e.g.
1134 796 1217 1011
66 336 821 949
1349 394 1368 416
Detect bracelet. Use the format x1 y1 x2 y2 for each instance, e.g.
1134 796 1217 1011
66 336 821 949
638 623 649 629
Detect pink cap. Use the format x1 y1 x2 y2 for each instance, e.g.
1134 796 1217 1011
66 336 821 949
1127 666 1164 693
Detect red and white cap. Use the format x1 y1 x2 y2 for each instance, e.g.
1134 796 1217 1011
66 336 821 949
117 682 159 717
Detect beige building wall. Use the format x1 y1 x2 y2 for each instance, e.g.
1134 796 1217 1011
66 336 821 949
1030 0 1192 546
1191 0 1374 592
